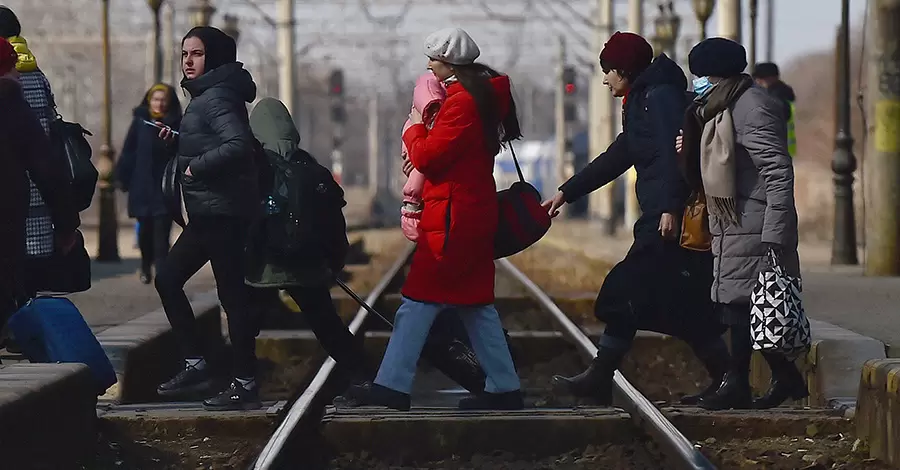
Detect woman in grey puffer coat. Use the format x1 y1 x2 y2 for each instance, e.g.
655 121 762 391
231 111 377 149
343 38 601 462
678 38 804 411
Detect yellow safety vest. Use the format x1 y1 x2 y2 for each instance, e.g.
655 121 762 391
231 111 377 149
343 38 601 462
787 101 797 157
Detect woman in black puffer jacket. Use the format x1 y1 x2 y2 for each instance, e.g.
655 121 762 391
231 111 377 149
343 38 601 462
154 26 261 411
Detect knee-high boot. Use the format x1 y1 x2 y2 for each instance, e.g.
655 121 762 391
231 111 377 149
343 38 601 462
752 352 808 409
680 337 731 405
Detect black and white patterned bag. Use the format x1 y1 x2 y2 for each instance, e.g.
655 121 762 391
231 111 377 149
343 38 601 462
750 248 811 360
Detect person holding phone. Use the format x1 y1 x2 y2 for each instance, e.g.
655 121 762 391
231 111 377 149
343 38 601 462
153 26 261 411
116 84 182 285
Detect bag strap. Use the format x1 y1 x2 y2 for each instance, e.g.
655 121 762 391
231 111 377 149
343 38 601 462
508 144 525 183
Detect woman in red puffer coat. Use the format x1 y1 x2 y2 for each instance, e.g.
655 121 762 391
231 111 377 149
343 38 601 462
336 27 524 412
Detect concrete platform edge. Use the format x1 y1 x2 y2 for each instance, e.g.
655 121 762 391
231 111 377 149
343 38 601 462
96 290 223 404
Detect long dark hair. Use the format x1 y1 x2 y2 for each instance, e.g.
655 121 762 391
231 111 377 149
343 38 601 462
452 63 523 155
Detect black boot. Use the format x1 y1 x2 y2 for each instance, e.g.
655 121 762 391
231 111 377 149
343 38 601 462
332 381 411 411
697 369 753 410
752 352 808 409
681 339 730 405
550 346 625 406
458 390 524 410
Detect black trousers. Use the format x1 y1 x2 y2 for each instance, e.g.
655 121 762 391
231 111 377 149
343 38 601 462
137 215 172 274
155 216 257 379
284 285 371 375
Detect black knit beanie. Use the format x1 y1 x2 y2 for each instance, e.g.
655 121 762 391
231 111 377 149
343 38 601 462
0 6 21 38
688 37 748 78
182 26 237 74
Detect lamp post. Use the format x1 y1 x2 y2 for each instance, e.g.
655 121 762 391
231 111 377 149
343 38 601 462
147 0 164 83
652 2 678 60
692 0 716 40
189 0 216 27
222 14 240 43
97 0 119 262
831 0 858 265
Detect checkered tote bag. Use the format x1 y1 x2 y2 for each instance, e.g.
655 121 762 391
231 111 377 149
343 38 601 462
750 248 811 360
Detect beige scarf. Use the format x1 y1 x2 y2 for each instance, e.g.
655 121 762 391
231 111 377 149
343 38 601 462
699 109 738 225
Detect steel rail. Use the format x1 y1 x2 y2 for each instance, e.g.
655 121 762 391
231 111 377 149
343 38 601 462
496 258 717 470
251 244 415 470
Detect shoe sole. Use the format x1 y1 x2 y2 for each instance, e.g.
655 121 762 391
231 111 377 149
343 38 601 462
202 401 263 412
157 379 214 398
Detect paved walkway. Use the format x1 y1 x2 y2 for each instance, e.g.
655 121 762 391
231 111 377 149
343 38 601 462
541 220 900 357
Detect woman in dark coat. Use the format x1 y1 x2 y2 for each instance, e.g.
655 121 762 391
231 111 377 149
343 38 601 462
116 84 182 284
543 32 728 406
154 26 261 411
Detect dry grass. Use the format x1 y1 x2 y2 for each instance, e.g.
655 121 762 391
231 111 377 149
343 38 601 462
507 244 613 296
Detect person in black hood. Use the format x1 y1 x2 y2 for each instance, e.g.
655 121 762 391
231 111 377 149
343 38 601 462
752 62 795 116
542 32 727 406
154 26 262 411
116 84 182 285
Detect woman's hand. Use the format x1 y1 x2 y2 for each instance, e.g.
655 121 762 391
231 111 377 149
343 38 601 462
409 106 423 125
542 191 566 219
675 129 683 155
158 121 176 141
659 213 676 239
185 166 193 178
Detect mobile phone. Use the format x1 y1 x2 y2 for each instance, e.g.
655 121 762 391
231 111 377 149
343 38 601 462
143 119 179 135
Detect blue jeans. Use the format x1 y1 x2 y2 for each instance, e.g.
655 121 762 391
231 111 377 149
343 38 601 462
374 297 520 395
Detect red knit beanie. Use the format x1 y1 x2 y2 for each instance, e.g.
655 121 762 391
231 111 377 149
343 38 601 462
598 31 654 79
0 37 16 75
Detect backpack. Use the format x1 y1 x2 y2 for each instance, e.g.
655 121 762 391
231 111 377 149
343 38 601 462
260 144 349 273
48 113 98 213
494 145 552 259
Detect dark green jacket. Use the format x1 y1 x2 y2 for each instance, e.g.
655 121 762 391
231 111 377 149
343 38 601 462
244 98 332 288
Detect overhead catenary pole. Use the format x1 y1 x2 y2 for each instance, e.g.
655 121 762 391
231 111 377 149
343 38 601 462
555 35 567 193
748 0 758 68
765 0 775 61
624 0 643 230
717 0 742 43
277 0 296 115
865 0 900 274
589 0 618 234
368 94 380 196
162 1 175 85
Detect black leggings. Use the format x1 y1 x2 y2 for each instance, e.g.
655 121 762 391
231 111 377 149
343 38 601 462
137 216 172 274
284 285 371 375
155 216 257 379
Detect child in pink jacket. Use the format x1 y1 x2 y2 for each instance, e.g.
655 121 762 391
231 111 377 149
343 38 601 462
400 72 446 242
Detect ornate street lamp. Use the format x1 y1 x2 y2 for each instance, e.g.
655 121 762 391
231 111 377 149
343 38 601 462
189 0 216 27
832 0 857 265
222 14 240 43
97 0 119 262
653 2 679 60
147 0 164 83
692 0 716 40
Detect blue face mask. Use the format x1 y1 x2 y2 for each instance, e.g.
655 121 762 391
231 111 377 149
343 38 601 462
692 76 714 96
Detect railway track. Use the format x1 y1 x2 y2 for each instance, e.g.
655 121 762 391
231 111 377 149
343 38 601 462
249 247 717 470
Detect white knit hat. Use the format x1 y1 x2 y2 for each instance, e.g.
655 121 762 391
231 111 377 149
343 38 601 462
423 28 480 65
